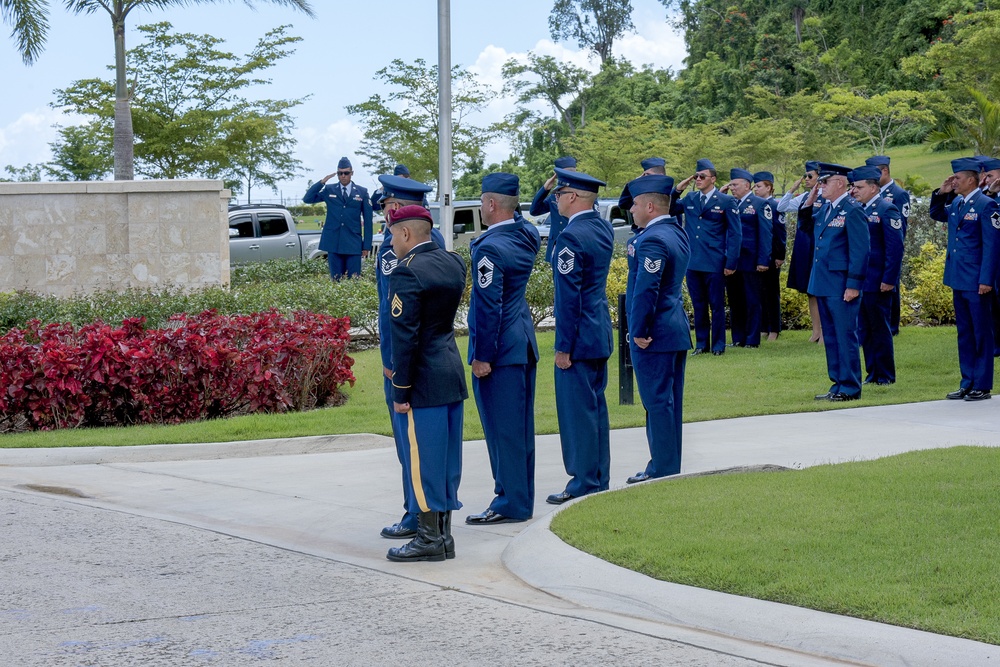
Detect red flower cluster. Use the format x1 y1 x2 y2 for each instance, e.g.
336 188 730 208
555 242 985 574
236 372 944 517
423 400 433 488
0 310 355 432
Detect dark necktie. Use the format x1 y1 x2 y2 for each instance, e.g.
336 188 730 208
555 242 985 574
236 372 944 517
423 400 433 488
700 194 708 209
342 185 348 199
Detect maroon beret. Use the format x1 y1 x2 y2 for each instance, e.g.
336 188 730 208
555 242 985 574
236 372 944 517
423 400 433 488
389 204 433 227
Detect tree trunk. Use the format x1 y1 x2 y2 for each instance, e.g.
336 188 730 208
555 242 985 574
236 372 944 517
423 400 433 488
112 10 134 180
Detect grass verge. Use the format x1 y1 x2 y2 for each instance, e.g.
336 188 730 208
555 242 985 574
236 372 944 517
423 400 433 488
550 446 1000 645
0 326 961 448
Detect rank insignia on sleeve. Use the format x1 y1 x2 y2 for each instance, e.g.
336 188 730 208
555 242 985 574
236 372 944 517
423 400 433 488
891 218 903 229
764 206 772 220
381 251 397 275
557 247 575 275
643 257 662 273
992 211 1000 230
902 202 911 218
391 294 403 318
477 256 495 288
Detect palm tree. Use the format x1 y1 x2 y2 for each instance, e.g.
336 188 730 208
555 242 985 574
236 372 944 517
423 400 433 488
927 88 1000 157
3 0 314 180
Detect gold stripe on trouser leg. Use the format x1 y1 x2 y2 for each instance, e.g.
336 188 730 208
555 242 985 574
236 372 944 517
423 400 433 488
407 411 430 512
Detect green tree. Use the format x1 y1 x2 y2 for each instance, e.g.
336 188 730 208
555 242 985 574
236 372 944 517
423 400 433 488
549 0 634 64
346 58 498 195
562 116 671 192
47 124 112 180
927 88 1000 157
51 22 305 190
0 163 43 182
502 51 593 135
813 88 937 154
3 0 313 181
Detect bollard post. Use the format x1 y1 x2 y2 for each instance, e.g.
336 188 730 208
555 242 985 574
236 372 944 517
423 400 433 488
618 293 633 405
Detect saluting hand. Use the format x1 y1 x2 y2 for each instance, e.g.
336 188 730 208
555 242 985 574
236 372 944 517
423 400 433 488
719 182 732 194
789 177 804 192
321 173 336 184
940 175 957 194
676 174 695 191
544 172 558 191
804 182 820 208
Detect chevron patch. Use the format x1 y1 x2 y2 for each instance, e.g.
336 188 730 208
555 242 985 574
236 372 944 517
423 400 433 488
643 257 662 273
477 256 495 288
391 294 403 318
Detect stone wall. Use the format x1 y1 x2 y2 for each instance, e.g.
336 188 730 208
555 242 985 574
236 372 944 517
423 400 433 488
0 180 230 297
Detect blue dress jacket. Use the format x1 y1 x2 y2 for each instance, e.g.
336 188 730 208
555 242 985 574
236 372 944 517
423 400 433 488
734 193 773 271
553 210 614 360
930 188 1000 291
672 188 741 273
860 195 905 292
626 216 692 353
468 218 541 366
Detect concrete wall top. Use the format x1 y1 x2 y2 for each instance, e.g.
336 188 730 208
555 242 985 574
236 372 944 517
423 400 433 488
0 180 226 196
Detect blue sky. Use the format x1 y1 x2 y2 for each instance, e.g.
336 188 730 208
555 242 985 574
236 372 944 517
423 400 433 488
0 0 686 199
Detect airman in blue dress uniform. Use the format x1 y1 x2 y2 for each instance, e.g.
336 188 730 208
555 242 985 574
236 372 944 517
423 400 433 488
754 171 787 340
781 161 825 343
929 157 1000 401
374 175 444 541
849 165 904 386
671 159 741 355
866 156 911 335
385 205 468 562
621 175 692 484
803 163 870 401
303 157 373 280
975 156 1000 355
465 173 542 525
530 156 578 262
723 168 772 348
371 164 429 212
546 168 614 505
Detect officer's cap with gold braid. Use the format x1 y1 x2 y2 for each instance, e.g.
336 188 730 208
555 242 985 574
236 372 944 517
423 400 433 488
377 174 433 204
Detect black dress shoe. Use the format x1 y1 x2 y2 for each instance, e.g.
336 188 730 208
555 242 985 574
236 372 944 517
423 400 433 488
626 472 650 484
546 491 575 505
828 392 859 402
965 390 992 401
814 392 831 401
465 509 527 525
690 348 708 356
946 388 970 400
381 522 417 539
712 350 724 356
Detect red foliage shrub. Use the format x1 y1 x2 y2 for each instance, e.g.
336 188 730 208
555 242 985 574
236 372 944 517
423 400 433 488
0 310 355 432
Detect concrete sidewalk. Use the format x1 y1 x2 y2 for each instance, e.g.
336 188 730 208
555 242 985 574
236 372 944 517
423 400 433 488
2 400 999 665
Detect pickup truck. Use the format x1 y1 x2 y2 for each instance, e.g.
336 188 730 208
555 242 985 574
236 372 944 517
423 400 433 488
228 204 324 265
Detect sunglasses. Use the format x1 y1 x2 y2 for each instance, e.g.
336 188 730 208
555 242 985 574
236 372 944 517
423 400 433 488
694 173 711 180
337 170 352 176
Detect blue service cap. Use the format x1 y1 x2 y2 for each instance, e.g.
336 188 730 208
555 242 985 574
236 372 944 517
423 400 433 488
730 168 754 182
952 157 982 174
848 166 881 183
554 156 577 169
817 162 851 179
696 158 715 172
805 161 820 173
865 155 891 167
482 172 519 197
626 174 675 197
553 167 605 193
337 157 352 170
641 157 666 170
393 164 410 176
753 171 774 183
977 155 1000 172
377 174 433 201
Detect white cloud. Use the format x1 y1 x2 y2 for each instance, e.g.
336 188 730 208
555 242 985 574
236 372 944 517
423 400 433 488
615 20 687 71
0 108 70 168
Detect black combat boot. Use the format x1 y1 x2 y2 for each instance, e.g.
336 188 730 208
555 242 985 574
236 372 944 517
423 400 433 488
440 510 454 560
386 511 445 562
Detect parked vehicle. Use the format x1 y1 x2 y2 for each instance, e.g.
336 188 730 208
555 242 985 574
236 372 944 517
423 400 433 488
532 199 633 244
228 204 324 265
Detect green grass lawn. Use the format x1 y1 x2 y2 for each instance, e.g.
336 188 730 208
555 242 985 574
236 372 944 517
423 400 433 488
552 446 1000 645
843 144 964 191
0 326 961 448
